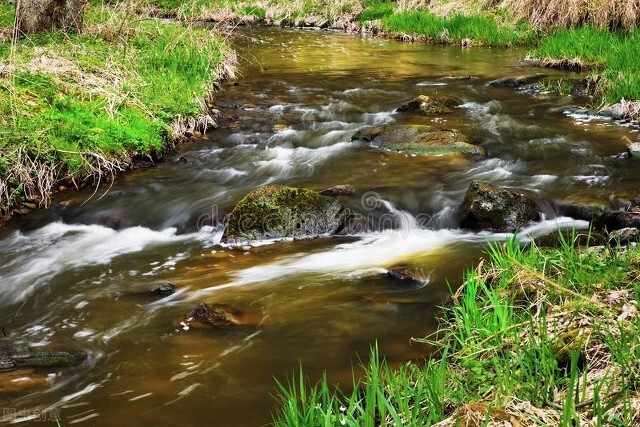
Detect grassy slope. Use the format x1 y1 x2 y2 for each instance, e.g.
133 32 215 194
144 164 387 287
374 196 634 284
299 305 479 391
533 27 640 104
0 3 229 216
275 236 640 425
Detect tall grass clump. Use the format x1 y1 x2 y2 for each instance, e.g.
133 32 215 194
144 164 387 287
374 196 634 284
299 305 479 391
381 10 533 46
274 235 640 425
503 0 640 31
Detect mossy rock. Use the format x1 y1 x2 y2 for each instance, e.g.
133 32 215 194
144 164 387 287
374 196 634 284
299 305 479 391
351 125 485 158
0 344 87 372
396 95 462 115
222 185 346 242
460 180 539 232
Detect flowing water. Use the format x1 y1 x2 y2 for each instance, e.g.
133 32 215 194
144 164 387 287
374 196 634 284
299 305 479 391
1 27 640 426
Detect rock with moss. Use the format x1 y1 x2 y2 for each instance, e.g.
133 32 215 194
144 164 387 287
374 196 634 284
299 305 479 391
460 180 539 232
0 344 87 372
222 185 346 242
352 124 485 157
396 95 462 115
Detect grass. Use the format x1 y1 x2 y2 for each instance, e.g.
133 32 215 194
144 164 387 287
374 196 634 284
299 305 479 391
0 2 232 216
533 27 640 104
274 234 640 425
359 0 394 23
381 10 534 46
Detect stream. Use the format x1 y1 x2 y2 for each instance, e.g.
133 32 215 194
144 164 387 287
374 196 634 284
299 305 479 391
1 27 639 426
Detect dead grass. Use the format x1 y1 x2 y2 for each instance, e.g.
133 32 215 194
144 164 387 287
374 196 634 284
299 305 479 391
502 0 640 31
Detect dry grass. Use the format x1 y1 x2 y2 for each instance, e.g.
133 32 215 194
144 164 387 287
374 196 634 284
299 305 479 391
502 0 640 31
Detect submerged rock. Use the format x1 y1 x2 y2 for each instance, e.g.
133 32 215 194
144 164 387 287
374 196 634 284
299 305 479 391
0 368 52 393
459 180 539 232
488 74 547 88
351 125 485 157
152 283 175 297
319 184 356 197
396 95 461 115
222 185 346 242
384 265 426 285
0 344 87 372
180 303 250 329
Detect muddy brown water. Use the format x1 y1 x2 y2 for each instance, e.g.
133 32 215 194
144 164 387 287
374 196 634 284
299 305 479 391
1 27 639 426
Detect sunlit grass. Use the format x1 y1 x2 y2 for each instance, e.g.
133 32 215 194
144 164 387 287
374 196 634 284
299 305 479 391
381 10 535 46
274 235 640 425
534 27 640 103
0 3 227 213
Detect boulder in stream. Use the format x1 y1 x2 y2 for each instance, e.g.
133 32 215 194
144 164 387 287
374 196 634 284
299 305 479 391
459 180 539 232
351 125 486 157
222 185 346 242
0 344 87 372
396 95 462 115
599 209 640 231
555 201 612 224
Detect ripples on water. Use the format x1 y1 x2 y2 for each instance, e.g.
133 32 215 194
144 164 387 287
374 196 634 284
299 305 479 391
0 27 638 426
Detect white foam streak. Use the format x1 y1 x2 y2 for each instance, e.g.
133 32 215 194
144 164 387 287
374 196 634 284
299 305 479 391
0 223 201 305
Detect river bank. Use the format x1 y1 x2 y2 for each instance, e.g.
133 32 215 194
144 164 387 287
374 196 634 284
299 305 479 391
2 0 639 222
148 0 640 120
0 2 234 221
275 236 640 425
